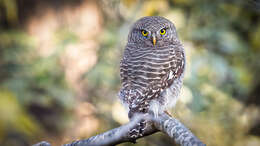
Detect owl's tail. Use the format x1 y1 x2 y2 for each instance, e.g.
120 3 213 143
128 108 148 138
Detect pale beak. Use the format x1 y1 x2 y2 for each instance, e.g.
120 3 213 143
152 35 156 46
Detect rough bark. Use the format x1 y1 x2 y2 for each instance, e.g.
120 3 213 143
33 113 205 146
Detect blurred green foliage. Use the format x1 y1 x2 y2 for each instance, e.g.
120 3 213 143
0 0 260 146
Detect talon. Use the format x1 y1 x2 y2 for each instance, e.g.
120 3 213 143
164 111 172 117
131 139 137 144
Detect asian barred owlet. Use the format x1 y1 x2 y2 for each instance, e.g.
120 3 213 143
119 16 185 123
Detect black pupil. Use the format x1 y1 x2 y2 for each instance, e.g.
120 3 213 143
161 29 165 33
143 30 147 34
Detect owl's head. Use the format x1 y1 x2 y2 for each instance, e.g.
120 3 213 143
128 16 179 47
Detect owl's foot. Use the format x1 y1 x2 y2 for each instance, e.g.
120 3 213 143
129 119 146 138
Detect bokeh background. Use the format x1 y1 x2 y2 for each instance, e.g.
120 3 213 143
0 0 260 146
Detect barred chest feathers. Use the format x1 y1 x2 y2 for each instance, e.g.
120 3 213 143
119 44 185 118
118 16 185 119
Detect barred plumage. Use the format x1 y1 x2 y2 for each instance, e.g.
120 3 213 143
119 16 185 137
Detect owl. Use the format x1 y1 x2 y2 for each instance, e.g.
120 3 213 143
119 16 185 123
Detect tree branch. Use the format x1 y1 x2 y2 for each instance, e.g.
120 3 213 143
153 113 205 146
33 113 205 146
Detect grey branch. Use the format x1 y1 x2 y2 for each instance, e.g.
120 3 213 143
153 113 205 146
33 113 205 146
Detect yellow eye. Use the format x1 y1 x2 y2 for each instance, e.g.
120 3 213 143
160 28 166 35
141 30 148 37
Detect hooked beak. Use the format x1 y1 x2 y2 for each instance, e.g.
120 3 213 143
152 34 156 46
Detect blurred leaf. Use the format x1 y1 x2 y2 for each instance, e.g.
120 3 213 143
0 88 43 138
